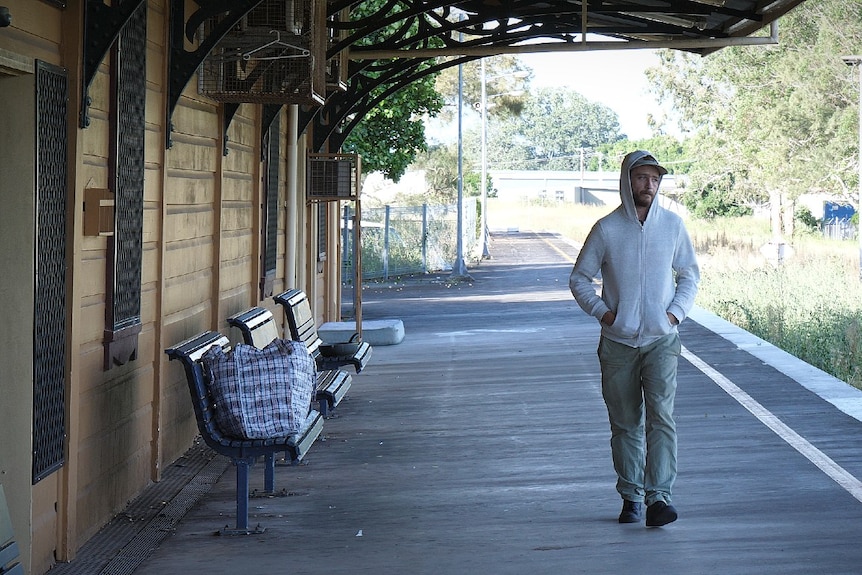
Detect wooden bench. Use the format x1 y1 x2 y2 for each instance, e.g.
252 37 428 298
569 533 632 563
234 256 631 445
0 485 23 575
227 307 352 418
274 289 373 374
165 331 324 535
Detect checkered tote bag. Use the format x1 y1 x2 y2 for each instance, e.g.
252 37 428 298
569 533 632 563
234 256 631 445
203 338 316 439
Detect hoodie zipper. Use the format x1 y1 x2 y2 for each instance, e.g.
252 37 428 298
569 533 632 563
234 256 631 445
637 221 646 347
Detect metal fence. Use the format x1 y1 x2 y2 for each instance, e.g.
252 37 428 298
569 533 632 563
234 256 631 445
821 217 857 241
341 200 480 282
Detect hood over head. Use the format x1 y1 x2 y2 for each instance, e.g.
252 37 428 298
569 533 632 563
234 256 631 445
619 150 667 222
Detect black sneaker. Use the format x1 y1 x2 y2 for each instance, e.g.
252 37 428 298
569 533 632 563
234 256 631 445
618 500 643 523
645 501 678 527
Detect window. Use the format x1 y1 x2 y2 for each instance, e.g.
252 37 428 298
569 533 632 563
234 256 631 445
32 60 68 483
104 3 146 369
260 115 280 298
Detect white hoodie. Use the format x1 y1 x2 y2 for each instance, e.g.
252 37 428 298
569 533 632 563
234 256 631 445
569 150 700 348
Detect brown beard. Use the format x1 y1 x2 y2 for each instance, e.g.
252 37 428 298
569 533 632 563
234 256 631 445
633 190 656 209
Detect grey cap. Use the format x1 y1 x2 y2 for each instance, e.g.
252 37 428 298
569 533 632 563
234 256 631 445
630 154 668 176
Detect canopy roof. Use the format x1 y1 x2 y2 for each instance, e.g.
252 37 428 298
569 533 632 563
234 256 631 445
312 0 811 148
344 0 808 59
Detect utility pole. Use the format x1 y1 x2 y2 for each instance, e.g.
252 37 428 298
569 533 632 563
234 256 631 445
450 47 471 280
842 55 862 281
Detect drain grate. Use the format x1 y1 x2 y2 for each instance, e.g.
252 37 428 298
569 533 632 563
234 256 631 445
50 439 229 575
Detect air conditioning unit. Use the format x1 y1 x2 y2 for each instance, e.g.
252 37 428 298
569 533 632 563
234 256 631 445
198 0 326 105
307 153 360 201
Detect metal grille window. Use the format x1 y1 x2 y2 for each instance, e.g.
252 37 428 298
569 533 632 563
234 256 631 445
33 60 68 483
105 2 146 369
317 204 327 262
261 114 280 298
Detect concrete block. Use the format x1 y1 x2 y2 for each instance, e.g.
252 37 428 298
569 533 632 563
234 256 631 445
319 319 405 346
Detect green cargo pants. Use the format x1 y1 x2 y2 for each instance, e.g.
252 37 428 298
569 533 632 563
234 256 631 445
597 333 681 506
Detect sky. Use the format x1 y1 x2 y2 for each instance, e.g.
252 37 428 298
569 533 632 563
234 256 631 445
517 49 665 141
426 48 670 143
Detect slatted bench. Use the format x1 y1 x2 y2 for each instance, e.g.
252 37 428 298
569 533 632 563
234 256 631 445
0 485 23 575
165 331 324 534
274 289 373 374
227 307 352 418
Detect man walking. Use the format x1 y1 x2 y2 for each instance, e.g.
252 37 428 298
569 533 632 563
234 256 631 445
569 150 699 527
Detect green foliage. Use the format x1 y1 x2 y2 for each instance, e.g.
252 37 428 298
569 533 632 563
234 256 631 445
590 135 691 173
404 141 489 205
681 177 752 219
340 0 445 182
343 80 443 182
462 171 482 198
794 206 820 234
435 55 531 118
484 87 623 170
697 257 862 390
408 143 458 205
645 0 862 212
521 87 623 169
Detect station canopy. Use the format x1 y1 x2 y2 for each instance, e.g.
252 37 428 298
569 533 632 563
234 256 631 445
346 0 808 59
312 0 811 148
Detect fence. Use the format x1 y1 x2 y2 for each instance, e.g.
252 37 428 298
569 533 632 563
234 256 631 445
341 200 480 283
821 218 857 241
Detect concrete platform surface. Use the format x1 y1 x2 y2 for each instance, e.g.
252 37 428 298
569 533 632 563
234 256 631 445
53 231 862 575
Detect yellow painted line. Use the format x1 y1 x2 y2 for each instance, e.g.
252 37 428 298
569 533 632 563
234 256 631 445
537 232 578 264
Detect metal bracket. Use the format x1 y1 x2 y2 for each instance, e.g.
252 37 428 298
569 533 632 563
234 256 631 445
302 56 465 152
261 104 283 154
223 102 240 156
80 0 146 128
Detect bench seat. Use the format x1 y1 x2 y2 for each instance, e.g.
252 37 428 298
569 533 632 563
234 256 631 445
227 307 352 417
0 540 22 575
274 289 373 374
0 486 23 575
165 330 324 534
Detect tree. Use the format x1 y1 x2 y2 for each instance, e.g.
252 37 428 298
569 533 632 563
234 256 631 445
434 54 531 119
340 1 446 182
645 0 862 227
343 79 443 182
590 135 690 173
485 87 623 170
408 143 460 205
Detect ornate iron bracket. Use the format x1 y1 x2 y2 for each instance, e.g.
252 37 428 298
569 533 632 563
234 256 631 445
219 103 283 158
167 0 263 148
223 103 240 156
300 1 473 151
305 55 472 152
80 0 146 128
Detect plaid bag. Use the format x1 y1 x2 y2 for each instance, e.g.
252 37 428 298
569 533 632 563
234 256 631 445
202 338 316 439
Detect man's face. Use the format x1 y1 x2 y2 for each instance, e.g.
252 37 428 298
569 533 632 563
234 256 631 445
630 165 661 209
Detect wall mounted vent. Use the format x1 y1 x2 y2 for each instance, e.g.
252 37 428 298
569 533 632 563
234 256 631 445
307 153 360 201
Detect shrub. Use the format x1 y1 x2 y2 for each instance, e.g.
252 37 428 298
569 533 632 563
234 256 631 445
682 183 753 219
794 205 819 235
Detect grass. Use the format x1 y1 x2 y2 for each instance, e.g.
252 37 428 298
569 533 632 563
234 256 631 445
488 198 862 390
